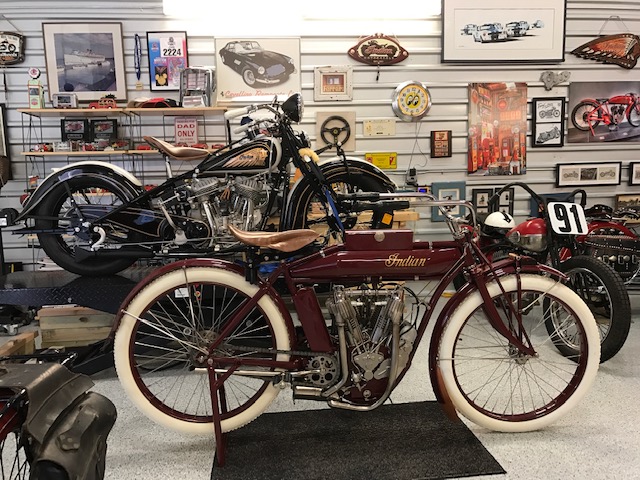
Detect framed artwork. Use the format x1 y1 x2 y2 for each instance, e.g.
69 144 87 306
430 130 452 158
215 37 300 103
314 66 353 101
441 0 567 63
629 162 640 186
568 81 640 144
0 103 10 186
431 181 466 222
532 97 565 147
468 83 527 176
616 194 640 213
471 188 493 215
496 187 515 215
42 23 126 101
146 31 188 91
556 162 621 187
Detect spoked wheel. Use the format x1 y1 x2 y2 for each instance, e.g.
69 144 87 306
547 256 630 362
35 177 140 276
114 267 291 435
0 433 30 479
438 274 599 432
627 102 640 127
571 101 600 131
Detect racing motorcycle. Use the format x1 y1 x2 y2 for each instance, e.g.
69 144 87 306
110 195 600 466
3 94 395 276
472 182 631 362
571 92 640 136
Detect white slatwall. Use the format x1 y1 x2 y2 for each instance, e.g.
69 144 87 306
1 0 640 267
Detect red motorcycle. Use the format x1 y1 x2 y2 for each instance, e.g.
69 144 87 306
571 93 640 136
109 195 600 465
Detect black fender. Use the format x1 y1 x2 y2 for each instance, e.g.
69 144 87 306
428 259 567 409
15 161 144 221
282 156 396 229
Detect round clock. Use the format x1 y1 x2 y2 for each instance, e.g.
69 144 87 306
392 81 432 122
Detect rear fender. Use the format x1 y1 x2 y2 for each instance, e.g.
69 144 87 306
428 259 566 406
16 161 143 220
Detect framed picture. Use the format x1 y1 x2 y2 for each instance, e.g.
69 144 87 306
616 194 640 213
90 119 118 142
496 187 515 215
0 103 10 186
60 119 90 142
471 188 494 214
532 97 565 148
556 162 621 187
431 181 466 222
42 23 126 101
441 0 567 63
146 31 188 91
314 66 353 101
629 162 640 185
430 130 452 158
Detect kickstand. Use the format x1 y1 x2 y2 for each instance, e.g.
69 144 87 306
208 363 233 468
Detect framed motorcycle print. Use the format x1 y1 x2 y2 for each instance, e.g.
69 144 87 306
629 162 640 185
146 31 188 91
556 162 621 187
441 0 567 63
532 97 565 148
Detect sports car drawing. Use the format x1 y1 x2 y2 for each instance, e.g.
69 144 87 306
473 24 507 43
219 41 296 87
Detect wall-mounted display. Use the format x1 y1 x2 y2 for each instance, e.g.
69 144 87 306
532 97 565 148
468 83 527 176
571 34 640 69
471 187 514 215
42 23 127 101
216 37 300 103
365 152 397 170
317 112 355 152
431 181 466 222
556 162 621 187
629 162 640 185
441 0 567 63
391 81 431 122
0 32 25 65
430 130 452 158
568 82 640 143
146 31 188 91
314 66 352 101
348 33 409 65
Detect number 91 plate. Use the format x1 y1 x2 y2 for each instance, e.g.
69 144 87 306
548 202 588 235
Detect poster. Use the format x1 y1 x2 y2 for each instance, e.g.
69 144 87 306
147 31 188 91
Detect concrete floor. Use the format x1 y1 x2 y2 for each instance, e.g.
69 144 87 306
87 304 640 480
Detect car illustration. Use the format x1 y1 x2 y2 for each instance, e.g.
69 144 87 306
473 24 507 43
505 21 529 37
531 20 544 28
219 41 296 87
460 24 478 35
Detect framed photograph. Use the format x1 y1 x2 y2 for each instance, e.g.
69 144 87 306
471 188 493 214
146 31 188 91
532 97 565 148
616 194 640 213
556 162 621 187
0 103 10 186
314 66 353 101
42 23 126 101
60 119 90 142
497 187 515 215
441 0 567 63
430 130 452 158
90 119 117 142
431 181 466 222
629 162 640 186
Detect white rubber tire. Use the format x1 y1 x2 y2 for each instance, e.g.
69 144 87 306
114 267 290 435
438 274 600 432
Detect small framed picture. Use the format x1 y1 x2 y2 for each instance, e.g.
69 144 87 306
556 162 621 187
430 130 452 158
60 119 90 142
616 193 640 213
314 66 353 101
146 31 188 91
497 187 515 216
90 119 118 142
471 188 493 214
431 181 466 222
629 162 640 185
532 97 565 148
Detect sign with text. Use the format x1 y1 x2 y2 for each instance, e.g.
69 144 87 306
366 152 397 170
174 116 198 145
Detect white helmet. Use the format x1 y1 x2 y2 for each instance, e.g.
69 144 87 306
482 211 515 238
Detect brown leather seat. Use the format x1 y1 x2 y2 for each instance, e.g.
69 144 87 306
228 225 319 252
143 136 209 162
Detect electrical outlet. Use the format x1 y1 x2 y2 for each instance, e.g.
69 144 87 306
406 168 417 186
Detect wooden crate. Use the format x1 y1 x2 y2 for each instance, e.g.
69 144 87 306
37 306 114 348
0 331 39 356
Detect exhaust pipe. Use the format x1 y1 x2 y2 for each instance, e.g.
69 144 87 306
74 247 155 262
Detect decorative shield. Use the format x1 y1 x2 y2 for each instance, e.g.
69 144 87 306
348 33 409 66
571 33 640 69
0 32 25 66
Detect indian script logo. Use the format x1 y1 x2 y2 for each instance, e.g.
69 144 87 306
385 253 426 267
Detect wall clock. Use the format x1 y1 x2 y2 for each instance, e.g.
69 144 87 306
391 81 431 122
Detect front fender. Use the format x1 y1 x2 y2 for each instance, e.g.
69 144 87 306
428 258 566 406
16 161 143 221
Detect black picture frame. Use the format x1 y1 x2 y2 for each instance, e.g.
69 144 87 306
556 162 622 187
471 188 494 214
430 130 452 158
532 97 565 148
90 119 118 142
629 162 640 185
60 119 90 142
496 187 515 216
0 104 9 161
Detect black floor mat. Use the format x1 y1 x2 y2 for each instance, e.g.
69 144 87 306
211 401 505 480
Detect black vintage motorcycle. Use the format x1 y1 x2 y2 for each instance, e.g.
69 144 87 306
4 94 395 276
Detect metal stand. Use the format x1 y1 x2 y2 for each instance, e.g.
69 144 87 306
208 363 234 467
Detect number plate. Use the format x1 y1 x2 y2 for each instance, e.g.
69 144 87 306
548 202 588 235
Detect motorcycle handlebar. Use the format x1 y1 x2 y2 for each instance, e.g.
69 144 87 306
224 106 254 120
233 121 258 135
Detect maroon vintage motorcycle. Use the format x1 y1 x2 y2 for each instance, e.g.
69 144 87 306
110 196 600 463
571 92 640 136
